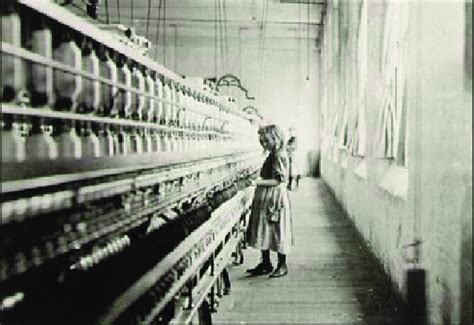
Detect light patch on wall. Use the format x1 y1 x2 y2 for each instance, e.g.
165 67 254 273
464 1 472 87
378 165 408 200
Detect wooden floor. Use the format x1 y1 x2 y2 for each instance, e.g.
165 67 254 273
214 178 403 324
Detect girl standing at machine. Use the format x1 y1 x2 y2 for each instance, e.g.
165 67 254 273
246 124 293 278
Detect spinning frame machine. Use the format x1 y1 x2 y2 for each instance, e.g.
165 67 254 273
0 1 263 323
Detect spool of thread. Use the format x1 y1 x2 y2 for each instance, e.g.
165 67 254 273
81 122 101 158
53 31 82 111
1 1 24 102
80 40 101 113
142 129 153 154
98 48 118 116
99 125 115 157
144 70 155 122
29 17 54 107
26 118 58 160
55 120 81 159
131 64 146 120
156 78 164 124
130 128 143 154
116 55 132 118
1 115 26 162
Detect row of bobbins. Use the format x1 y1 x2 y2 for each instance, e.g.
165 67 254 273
1 1 256 162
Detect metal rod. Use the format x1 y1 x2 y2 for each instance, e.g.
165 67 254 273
307 0 310 80
104 0 110 23
280 0 325 4
173 24 178 72
214 0 218 77
145 0 151 39
113 17 323 26
163 0 167 66
1 104 223 134
116 0 120 23
155 0 162 61
217 0 224 75
130 0 134 27
238 27 242 79
223 0 229 73
257 0 269 99
101 2 324 9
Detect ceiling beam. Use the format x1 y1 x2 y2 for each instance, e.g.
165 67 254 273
108 17 323 26
279 0 325 4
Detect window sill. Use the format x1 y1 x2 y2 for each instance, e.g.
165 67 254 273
377 164 408 200
335 146 348 168
353 158 367 180
340 148 348 169
330 147 338 163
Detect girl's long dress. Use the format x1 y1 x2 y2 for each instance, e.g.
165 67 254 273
246 149 294 254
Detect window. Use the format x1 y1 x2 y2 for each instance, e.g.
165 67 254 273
348 0 367 157
375 2 409 167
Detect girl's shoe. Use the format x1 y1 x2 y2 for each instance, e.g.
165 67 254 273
246 262 273 275
269 264 288 278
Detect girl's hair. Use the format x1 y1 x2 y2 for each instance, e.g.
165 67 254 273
258 124 286 150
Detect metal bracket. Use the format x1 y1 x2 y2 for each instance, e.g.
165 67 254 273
215 74 255 100
402 239 422 266
202 116 212 129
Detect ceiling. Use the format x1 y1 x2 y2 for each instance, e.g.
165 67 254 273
61 0 325 125
80 0 327 47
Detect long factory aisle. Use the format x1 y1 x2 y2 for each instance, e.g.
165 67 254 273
214 178 404 324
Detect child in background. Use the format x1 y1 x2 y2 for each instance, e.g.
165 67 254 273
287 127 301 190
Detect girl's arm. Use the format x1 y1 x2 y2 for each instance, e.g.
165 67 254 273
255 178 280 186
